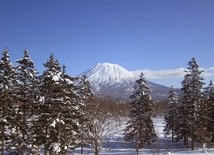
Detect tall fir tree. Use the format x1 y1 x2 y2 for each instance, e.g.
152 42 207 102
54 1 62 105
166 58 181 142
124 73 156 155
180 58 205 150
177 74 192 147
206 81 214 142
35 53 62 154
78 75 94 107
77 74 95 154
58 66 82 153
164 86 179 142
12 50 39 154
0 48 16 155
35 54 81 154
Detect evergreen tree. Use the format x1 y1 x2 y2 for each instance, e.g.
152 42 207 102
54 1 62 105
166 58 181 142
35 53 62 154
180 58 204 150
77 74 95 154
35 54 81 154
206 81 214 142
164 86 179 142
78 75 94 106
124 73 156 155
0 48 16 155
58 66 81 153
177 74 192 147
12 50 39 154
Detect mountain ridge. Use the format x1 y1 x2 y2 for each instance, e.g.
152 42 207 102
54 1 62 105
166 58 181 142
81 62 173 101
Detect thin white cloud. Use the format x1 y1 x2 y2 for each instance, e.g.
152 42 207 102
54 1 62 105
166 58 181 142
208 67 214 70
132 67 214 79
201 67 214 77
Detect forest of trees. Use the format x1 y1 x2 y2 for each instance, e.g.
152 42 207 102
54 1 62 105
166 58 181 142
124 57 214 153
0 48 214 155
0 48 99 155
164 58 214 150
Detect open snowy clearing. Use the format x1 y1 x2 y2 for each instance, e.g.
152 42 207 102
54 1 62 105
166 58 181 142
3 117 213 155
72 117 214 155
73 149 214 155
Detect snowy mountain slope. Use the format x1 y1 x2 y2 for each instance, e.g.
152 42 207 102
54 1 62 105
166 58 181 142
81 63 173 101
82 63 135 88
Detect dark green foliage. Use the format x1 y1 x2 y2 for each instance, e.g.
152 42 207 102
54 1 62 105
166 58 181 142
0 48 16 155
206 81 214 142
178 58 205 150
124 73 156 154
59 66 82 151
0 50 96 154
164 86 179 142
177 73 192 147
77 74 95 153
34 54 81 154
12 50 39 154
35 54 64 154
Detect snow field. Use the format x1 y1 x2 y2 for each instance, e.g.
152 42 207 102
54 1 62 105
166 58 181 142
73 117 214 155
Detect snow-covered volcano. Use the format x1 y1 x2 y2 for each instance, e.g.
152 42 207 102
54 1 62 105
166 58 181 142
81 63 171 101
82 63 135 89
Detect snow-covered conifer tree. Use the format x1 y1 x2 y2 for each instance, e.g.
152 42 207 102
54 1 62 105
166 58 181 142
179 58 204 150
58 66 82 153
12 50 39 154
177 74 192 147
0 48 16 155
206 81 214 142
164 86 179 142
78 75 94 107
35 53 63 154
36 54 81 154
77 74 95 154
124 73 156 155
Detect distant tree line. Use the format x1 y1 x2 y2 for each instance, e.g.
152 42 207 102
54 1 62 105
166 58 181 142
164 58 214 150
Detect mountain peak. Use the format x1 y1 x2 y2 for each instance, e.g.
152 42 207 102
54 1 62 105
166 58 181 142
94 62 128 72
96 62 118 66
82 62 135 86
81 62 171 101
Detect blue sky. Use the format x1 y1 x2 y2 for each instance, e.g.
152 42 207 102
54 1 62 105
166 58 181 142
1 0 214 87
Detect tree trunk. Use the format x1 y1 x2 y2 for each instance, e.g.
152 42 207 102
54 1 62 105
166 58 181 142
94 150 99 155
44 126 48 155
22 99 26 155
1 124 4 155
136 143 139 155
81 145 83 154
172 129 174 142
94 139 99 155
49 147 53 155
186 136 189 148
183 137 185 147
184 135 188 148
44 149 47 155
1 135 4 155
191 132 195 150
80 134 84 154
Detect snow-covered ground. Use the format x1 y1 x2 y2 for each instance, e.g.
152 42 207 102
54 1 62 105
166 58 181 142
73 117 214 155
